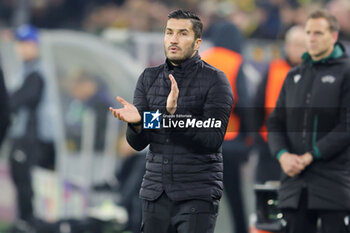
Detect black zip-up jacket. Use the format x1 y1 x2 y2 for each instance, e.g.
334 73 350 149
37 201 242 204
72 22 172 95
267 43 350 209
10 69 44 141
126 53 233 202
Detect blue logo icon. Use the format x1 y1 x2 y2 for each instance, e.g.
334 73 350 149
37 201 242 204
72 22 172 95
143 110 162 129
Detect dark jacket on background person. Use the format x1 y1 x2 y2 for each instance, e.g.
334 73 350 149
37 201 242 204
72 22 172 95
10 63 44 141
267 43 350 210
126 53 233 202
0 67 10 146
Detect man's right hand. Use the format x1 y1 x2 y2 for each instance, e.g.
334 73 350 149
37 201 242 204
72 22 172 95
279 152 305 177
109 96 141 123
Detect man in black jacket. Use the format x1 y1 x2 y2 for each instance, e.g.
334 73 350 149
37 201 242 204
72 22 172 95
267 9 350 233
110 9 233 233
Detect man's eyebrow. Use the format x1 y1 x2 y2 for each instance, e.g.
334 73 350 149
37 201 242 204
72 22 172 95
306 29 323 33
165 28 189 32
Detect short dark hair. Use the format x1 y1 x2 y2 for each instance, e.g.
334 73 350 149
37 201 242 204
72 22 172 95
308 9 340 32
167 9 203 39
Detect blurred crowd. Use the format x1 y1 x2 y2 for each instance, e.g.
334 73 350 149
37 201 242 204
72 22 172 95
0 0 350 41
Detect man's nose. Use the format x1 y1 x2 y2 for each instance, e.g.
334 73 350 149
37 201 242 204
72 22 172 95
308 33 316 42
170 34 179 43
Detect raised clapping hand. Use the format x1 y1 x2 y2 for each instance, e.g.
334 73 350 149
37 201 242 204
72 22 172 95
279 152 313 177
109 96 141 123
166 74 179 115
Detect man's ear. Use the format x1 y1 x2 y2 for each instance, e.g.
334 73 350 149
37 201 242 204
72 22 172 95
332 31 339 43
194 38 202 51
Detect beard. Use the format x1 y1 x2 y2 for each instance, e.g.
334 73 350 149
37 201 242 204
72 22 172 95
165 41 196 65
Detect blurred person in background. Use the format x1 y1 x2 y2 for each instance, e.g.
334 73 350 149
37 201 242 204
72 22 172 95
267 9 350 233
201 19 250 233
65 71 113 152
0 62 10 147
110 9 233 233
7 25 55 233
253 25 307 184
327 0 350 42
249 0 282 39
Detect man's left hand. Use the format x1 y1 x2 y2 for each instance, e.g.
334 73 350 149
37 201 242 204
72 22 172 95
166 74 179 115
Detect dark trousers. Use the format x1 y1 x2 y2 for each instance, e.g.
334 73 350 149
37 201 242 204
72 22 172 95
222 139 248 233
9 140 37 222
283 189 350 233
9 139 55 222
141 192 219 233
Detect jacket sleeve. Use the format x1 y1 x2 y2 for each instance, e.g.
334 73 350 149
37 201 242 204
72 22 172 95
173 70 233 153
126 71 150 151
266 75 290 159
10 71 44 113
0 68 10 145
312 69 350 160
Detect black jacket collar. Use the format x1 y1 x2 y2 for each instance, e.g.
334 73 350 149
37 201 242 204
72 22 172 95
165 52 201 73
